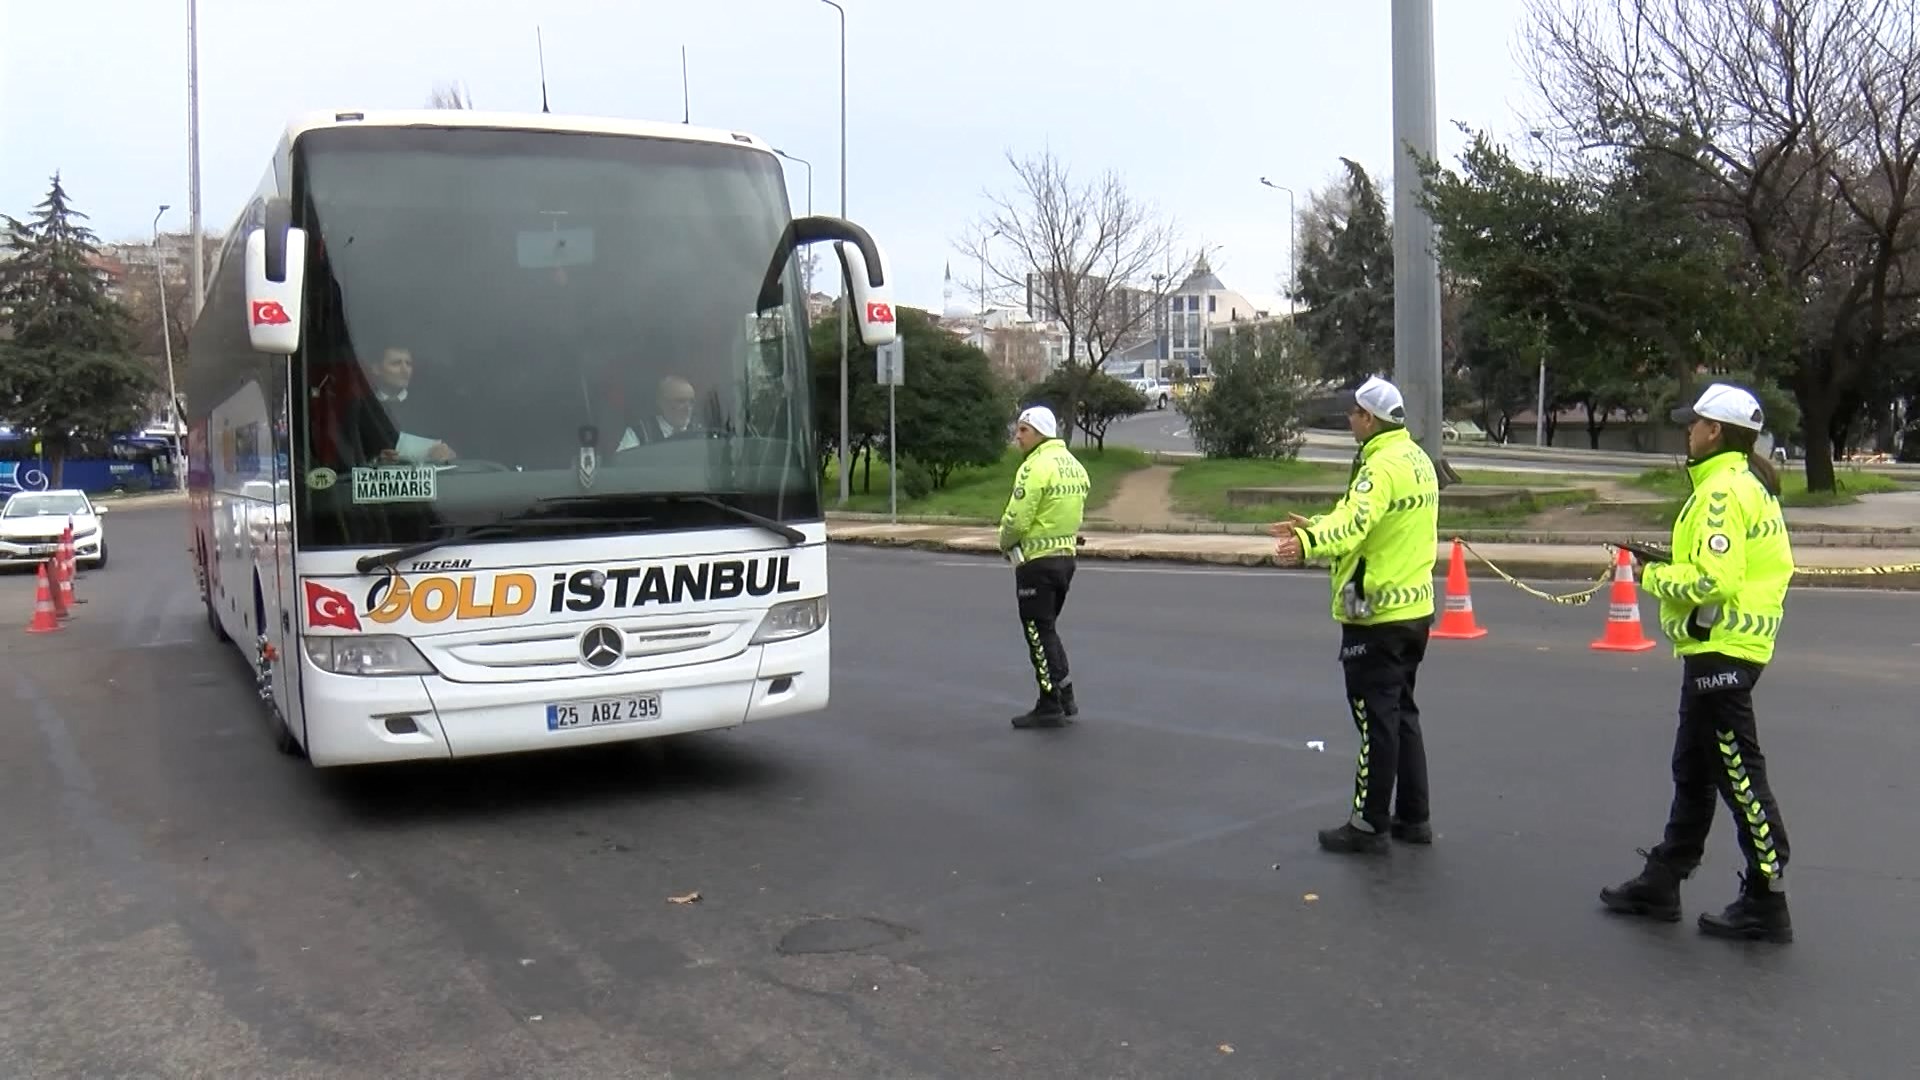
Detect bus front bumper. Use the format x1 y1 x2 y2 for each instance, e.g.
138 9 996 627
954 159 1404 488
298 630 828 767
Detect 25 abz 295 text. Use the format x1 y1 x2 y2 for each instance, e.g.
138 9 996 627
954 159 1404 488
547 694 662 729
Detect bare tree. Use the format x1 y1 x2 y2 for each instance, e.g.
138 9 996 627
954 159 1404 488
1523 0 1920 490
987 325 1052 385
955 149 1203 444
427 81 475 110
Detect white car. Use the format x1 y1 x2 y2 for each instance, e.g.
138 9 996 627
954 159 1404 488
1126 377 1172 410
0 489 109 568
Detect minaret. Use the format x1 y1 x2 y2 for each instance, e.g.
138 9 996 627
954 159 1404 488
943 261 953 314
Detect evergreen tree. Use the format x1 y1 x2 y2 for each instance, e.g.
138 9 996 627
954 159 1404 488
0 173 153 483
1289 158 1395 386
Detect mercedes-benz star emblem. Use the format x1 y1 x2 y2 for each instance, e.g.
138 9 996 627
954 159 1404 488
578 624 624 670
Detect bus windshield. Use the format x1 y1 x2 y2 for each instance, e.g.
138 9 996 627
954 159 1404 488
292 125 817 551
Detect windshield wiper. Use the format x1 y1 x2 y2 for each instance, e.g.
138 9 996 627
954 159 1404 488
537 492 806 546
352 515 647 574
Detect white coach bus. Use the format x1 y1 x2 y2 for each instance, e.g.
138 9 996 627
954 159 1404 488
185 109 896 766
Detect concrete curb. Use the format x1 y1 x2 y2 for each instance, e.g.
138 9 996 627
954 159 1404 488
828 532 1920 590
95 491 190 512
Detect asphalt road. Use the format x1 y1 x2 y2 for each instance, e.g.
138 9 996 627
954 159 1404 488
4 506 1917 1078
1104 410 1647 475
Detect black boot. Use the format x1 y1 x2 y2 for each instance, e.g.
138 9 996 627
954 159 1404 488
1011 692 1068 729
1059 684 1078 719
1698 873 1793 944
1390 818 1433 844
1599 849 1684 922
1317 820 1390 855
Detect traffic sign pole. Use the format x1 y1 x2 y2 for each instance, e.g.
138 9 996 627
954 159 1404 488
875 340 905 523
888 380 897 523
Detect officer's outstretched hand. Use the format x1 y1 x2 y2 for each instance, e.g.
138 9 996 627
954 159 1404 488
1272 529 1306 567
1266 513 1312 538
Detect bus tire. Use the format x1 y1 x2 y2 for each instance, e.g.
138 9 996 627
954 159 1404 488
202 551 230 643
205 587 230 642
272 711 305 758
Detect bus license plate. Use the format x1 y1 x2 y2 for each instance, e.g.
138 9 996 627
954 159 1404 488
547 694 662 730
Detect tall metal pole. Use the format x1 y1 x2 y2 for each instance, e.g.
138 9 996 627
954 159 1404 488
1528 132 1554 449
819 0 848 506
1536 357 1549 448
154 206 183 489
774 148 813 295
1390 0 1448 476
1259 178 1297 318
187 0 204 320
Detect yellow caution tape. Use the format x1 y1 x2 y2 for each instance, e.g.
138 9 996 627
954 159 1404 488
1450 538 1617 607
1450 536 1920 603
1789 562 1920 578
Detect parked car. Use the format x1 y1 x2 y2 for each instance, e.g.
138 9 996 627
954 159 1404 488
0 488 109 568
1125 377 1172 410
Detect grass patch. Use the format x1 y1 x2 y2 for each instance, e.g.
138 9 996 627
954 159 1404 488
829 445 1149 520
1170 457 1596 527
1627 465 1901 508
1168 458 1351 520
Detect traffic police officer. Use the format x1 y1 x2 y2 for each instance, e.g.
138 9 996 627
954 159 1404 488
998 405 1090 729
1601 383 1796 943
1272 376 1441 854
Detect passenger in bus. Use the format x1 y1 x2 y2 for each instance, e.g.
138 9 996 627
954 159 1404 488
365 346 458 465
614 373 702 451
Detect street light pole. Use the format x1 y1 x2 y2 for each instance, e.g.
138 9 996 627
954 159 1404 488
977 225 1001 321
187 0 204 320
1528 131 1554 449
1389 0 1449 476
153 205 183 489
818 0 849 506
773 148 813 296
1258 177 1297 318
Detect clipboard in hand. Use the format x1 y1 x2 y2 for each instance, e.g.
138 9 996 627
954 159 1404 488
1611 539 1672 564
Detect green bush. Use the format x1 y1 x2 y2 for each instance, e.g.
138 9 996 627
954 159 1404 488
899 458 935 501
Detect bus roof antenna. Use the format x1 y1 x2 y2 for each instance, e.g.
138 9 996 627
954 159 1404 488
681 46 690 124
537 27 551 114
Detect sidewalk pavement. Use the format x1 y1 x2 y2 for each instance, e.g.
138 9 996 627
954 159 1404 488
827 520 1920 589
97 490 189 511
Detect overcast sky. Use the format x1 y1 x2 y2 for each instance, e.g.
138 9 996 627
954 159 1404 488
1 0 1544 314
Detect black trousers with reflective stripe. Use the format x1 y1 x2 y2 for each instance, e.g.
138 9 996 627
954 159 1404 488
1014 556 1075 696
1652 654 1791 883
1339 618 1432 830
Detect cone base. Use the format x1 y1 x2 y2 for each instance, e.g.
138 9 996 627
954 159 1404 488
1433 625 1489 640
1590 637 1658 652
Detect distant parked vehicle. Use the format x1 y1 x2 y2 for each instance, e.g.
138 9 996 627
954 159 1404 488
1125 377 1171 410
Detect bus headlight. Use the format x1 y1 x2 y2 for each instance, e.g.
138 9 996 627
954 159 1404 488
750 597 826 644
305 635 436 677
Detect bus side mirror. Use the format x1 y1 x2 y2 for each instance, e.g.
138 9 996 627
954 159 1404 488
244 197 306 355
832 239 897 348
755 216 899 348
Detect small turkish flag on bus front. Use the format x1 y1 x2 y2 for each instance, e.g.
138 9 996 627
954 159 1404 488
864 302 894 323
305 580 362 631
251 300 291 326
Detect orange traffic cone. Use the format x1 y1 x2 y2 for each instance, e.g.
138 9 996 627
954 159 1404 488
55 547 76 615
1431 539 1489 640
51 557 72 618
26 562 62 633
59 525 83 605
1591 546 1657 652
